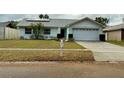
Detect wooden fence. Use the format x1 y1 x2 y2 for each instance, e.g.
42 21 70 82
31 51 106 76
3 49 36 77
0 27 20 39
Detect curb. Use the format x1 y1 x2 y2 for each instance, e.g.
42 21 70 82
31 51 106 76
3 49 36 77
0 61 123 64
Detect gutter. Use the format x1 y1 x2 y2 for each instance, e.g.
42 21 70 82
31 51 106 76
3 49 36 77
103 28 122 32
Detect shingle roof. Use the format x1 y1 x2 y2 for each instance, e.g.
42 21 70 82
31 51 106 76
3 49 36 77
17 18 77 27
17 17 105 28
103 23 124 31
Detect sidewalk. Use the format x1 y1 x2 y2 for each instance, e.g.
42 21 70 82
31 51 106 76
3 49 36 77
0 48 89 51
76 41 124 61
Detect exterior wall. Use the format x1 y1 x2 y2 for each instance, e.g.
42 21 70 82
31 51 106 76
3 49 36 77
49 27 60 38
0 27 4 39
69 20 103 35
18 27 60 39
106 30 122 41
19 27 32 39
4 27 20 39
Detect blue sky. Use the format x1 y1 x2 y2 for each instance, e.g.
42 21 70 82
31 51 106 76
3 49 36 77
0 14 124 26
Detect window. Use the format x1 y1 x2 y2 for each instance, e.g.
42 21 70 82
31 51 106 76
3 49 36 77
25 28 32 34
44 29 50 35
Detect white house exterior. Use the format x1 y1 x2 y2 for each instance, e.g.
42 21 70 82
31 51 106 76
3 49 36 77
17 17 105 41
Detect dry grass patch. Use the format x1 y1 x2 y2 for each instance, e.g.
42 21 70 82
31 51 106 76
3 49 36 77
0 50 94 62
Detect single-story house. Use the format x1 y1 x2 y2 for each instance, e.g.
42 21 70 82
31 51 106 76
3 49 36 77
104 23 124 41
17 17 105 41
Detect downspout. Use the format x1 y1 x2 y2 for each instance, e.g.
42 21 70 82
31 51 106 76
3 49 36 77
3 27 5 39
66 28 69 41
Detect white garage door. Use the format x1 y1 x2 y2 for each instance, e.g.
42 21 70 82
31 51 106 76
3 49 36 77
73 28 99 41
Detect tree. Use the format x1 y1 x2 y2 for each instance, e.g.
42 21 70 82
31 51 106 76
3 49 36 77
39 14 49 19
44 14 49 19
29 23 44 39
95 17 109 26
7 21 18 29
39 14 44 19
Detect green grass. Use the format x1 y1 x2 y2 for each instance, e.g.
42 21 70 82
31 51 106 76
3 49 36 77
107 40 124 47
0 50 94 62
0 40 84 49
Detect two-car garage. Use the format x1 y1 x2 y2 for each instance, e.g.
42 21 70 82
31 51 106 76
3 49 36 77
73 28 99 41
67 17 105 41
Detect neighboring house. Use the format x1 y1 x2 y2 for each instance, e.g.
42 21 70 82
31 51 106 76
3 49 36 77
0 22 10 27
104 24 124 41
17 17 105 41
0 22 20 39
0 22 10 39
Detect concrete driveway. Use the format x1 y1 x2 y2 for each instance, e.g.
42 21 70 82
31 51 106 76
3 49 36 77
76 41 124 61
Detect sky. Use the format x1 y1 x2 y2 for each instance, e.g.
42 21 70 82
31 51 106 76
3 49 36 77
0 14 124 26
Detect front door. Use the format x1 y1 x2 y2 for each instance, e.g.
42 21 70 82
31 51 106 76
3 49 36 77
60 28 66 38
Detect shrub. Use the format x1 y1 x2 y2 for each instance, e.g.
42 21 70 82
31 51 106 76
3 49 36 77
30 34 35 39
20 36 25 40
29 23 44 40
30 34 44 40
38 34 44 40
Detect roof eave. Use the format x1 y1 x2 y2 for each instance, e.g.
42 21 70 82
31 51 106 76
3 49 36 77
67 17 106 28
103 28 122 32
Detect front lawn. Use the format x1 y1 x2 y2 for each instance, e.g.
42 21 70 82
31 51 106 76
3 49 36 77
0 40 84 49
0 50 94 62
107 40 124 47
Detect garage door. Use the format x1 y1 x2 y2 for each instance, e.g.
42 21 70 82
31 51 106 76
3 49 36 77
73 28 99 41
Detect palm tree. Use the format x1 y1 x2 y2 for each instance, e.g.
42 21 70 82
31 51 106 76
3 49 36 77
44 14 49 19
39 14 49 19
39 14 44 19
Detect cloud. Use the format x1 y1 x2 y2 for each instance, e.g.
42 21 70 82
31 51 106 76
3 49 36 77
0 14 37 22
50 14 124 25
0 14 124 26
49 14 82 19
79 14 124 25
